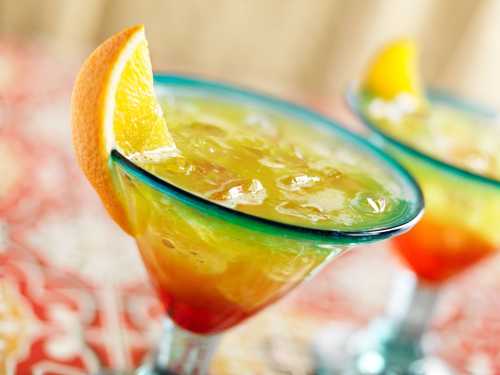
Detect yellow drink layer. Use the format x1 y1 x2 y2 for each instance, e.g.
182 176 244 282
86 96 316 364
130 91 412 232
115 164 339 333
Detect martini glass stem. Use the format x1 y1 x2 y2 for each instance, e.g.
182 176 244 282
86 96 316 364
142 319 220 375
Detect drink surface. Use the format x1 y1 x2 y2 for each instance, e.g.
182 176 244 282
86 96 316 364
363 93 500 181
360 93 500 283
133 90 413 232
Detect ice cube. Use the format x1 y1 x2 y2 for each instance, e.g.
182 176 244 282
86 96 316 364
191 160 236 187
186 122 227 137
368 96 415 124
207 178 267 208
162 238 175 248
336 212 355 226
259 157 286 169
293 146 305 160
351 192 387 214
330 147 361 167
128 145 180 164
265 252 315 282
256 144 304 170
309 160 343 179
276 174 321 192
395 93 419 113
232 133 276 161
275 201 326 222
300 188 346 213
143 155 196 178
461 152 492 175
275 188 347 223
368 98 387 119
191 137 232 157
245 113 278 137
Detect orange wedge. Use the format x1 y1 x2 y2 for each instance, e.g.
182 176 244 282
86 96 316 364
71 25 174 233
362 38 425 104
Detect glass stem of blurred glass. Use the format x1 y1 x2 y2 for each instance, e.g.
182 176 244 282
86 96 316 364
384 271 438 347
354 271 439 374
314 271 441 375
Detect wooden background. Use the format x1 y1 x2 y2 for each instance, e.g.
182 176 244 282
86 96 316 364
1 0 500 108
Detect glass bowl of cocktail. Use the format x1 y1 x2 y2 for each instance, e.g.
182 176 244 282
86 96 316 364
315 39 500 374
71 26 423 375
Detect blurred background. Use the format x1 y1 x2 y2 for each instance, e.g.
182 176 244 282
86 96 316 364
2 0 500 107
1 1 500 374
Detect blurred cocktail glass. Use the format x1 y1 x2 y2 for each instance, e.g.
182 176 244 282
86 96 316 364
315 53 500 373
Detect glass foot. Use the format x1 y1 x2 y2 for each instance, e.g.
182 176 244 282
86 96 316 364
313 321 456 375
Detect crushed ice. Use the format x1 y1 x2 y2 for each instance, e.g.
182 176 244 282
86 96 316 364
368 93 419 123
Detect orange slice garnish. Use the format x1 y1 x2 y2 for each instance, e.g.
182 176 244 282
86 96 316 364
71 25 174 232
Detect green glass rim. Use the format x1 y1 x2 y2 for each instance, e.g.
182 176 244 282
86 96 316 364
110 73 424 244
346 86 500 189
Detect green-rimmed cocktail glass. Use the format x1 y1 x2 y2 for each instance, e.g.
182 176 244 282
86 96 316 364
102 74 423 375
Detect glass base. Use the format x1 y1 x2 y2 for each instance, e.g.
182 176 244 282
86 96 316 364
313 321 456 375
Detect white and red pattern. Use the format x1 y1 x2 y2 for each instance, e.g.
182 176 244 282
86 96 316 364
1 40 500 374
0 244 163 374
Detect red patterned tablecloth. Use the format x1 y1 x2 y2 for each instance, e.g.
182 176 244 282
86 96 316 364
1 40 500 375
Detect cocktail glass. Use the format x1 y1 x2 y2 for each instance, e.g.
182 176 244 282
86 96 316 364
314 89 500 375
102 74 423 375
